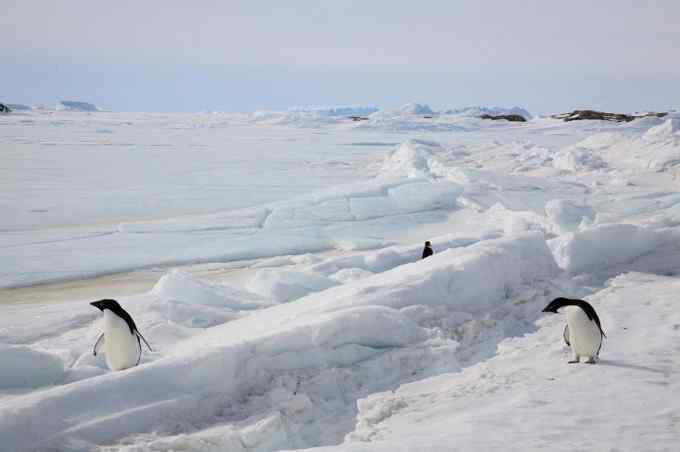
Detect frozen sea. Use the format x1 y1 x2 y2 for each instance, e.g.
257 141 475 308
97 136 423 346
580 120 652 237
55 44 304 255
1 106 680 451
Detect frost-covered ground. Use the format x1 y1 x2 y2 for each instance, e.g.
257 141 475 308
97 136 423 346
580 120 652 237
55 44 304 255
1 105 680 451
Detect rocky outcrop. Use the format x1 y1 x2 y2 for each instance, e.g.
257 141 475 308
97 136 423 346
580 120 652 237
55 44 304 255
552 110 667 123
479 113 527 122
0 103 10 114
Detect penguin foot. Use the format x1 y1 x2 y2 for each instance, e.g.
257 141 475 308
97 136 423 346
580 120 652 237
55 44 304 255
567 360 580 364
584 357 597 364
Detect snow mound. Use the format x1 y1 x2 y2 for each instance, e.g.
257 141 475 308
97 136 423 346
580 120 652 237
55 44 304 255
153 269 268 310
152 270 272 327
557 115 680 174
329 268 375 284
58 101 100 112
549 223 678 274
396 103 433 115
246 268 340 303
642 117 680 142
381 139 448 179
545 199 595 234
553 147 607 172
0 344 65 389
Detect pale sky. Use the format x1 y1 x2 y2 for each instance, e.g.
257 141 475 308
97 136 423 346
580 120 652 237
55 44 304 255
1 0 679 113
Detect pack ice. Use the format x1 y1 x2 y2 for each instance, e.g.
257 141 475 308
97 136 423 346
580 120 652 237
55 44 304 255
1 108 680 451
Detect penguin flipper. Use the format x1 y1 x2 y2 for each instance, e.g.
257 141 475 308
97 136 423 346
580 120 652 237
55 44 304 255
136 331 153 352
563 324 570 347
136 336 142 366
93 333 105 356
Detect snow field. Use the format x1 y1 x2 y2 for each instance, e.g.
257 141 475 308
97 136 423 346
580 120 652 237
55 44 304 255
301 272 680 452
0 233 562 451
3 107 680 450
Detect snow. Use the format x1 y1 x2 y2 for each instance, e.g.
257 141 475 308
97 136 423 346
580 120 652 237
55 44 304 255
0 344 65 389
246 268 340 303
2 105 680 451
306 272 680 452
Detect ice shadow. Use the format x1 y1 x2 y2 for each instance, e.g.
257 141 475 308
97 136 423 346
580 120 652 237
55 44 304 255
597 359 667 375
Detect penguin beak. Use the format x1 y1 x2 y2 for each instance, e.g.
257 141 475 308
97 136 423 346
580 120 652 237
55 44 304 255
90 300 105 311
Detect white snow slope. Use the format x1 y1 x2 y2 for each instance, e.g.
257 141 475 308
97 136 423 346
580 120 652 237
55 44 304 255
1 109 680 451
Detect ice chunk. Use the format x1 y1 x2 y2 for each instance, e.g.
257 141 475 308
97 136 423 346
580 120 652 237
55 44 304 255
0 344 65 389
545 199 596 234
247 268 340 302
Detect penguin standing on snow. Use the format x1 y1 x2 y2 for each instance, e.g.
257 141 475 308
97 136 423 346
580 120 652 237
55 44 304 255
422 241 434 259
90 299 152 371
542 297 605 364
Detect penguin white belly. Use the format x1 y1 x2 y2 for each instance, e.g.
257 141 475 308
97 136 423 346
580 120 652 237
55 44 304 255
565 306 602 358
102 310 140 370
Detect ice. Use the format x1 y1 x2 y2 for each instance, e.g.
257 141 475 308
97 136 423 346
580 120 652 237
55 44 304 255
549 223 679 275
304 273 680 452
4 106 680 451
58 101 101 112
287 106 379 117
152 270 272 327
246 268 340 303
0 344 65 389
394 103 434 115
544 199 595 234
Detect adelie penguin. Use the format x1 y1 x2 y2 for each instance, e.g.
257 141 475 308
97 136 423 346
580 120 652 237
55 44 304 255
542 297 605 364
90 299 152 371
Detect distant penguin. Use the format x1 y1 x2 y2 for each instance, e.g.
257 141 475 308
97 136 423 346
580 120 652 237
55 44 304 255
543 297 605 364
90 299 152 371
422 241 433 259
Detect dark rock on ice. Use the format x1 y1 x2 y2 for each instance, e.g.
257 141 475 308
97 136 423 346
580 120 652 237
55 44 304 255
479 113 527 122
552 109 667 123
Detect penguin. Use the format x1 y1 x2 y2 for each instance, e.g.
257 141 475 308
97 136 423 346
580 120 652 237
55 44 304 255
542 297 605 364
422 241 433 259
90 299 152 371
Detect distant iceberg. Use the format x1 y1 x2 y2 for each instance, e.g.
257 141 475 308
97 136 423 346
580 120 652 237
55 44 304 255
287 105 379 117
397 103 434 115
58 100 101 112
6 103 33 112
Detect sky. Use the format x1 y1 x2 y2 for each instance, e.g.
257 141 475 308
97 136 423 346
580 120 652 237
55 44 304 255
1 1 679 114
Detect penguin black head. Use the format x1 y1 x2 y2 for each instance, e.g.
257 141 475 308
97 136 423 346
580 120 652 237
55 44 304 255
425 241 432 247
542 297 571 313
90 299 122 312
90 299 137 335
